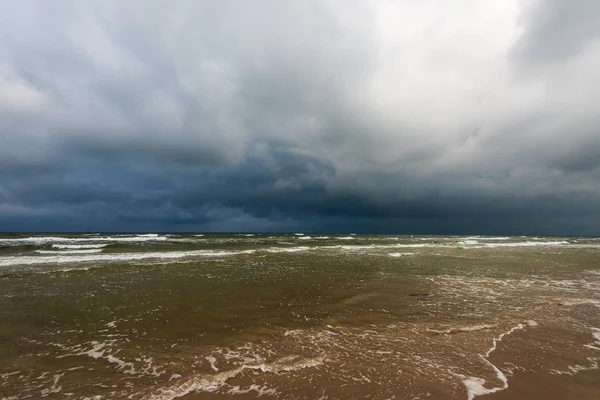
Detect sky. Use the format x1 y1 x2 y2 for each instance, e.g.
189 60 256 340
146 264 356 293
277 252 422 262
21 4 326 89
1 0 600 234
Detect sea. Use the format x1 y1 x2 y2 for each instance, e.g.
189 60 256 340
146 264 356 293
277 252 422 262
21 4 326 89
1 233 599 400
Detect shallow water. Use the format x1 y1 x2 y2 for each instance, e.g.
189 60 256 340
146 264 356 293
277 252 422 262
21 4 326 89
1 234 599 399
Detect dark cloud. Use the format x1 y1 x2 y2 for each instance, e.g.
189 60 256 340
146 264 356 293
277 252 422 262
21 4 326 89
0 0 599 234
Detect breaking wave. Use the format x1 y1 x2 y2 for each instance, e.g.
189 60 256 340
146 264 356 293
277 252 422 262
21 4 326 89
0 249 256 267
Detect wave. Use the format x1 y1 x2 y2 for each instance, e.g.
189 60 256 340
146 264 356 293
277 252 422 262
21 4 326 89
465 236 510 241
558 299 600 308
0 249 256 267
463 320 537 400
488 240 569 247
143 355 323 400
50 340 163 378
52 244 107 249
427 324 494 335
0 234 170 245
461 241 570 248
586 328 600 351
36 249 104 255
265 247 310 253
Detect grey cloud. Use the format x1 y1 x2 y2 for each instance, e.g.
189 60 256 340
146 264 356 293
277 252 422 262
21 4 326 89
513 0 600 65
0 0 600 234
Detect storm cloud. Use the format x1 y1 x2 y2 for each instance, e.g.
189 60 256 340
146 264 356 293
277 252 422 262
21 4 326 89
1 0 599 234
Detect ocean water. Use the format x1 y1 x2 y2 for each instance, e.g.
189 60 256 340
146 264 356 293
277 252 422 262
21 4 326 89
0 233 599 399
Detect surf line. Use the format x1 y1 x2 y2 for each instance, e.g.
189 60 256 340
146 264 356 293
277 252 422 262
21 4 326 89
462 320 537 400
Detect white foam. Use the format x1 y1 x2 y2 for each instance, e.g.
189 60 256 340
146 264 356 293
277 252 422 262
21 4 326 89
337 236 355 240
465 236 510 241
205 355 219 372
0 249 256 267
226 384 277 397
463 321 537 400
333 243 436 250
459 240 479 245
584 327 600 351
558 299 600 308
551 328 600 375
464 366 506 400
490 240 568 247
333 245 375 251
294 233 305 236
143 356 323 400
427 324 494 335
314 236 330 239
52 244 107 249
40 373 64 397
462 241 570 249
265 247 310 253
35 249 104 254
297 236 312 240
0 235 169 245
389 252 415 257
51 340 163 377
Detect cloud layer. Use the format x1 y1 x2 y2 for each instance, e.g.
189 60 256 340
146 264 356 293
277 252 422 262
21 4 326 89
1 0 599 233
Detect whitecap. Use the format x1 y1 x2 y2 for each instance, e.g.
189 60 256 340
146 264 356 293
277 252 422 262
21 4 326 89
36 249 104 255
462 241 570 249
389 252 415 257
0 249 256 267
52 244 107 250
0 235 170 245
458 239 479 245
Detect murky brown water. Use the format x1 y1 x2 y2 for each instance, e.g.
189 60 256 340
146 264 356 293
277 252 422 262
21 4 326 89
1 234 599 399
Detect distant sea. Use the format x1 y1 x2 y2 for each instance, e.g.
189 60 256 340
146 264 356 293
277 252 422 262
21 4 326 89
1 233 599 399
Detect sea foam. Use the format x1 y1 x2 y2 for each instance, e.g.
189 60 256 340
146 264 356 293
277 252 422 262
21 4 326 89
0 234 169 245
52 244 107 249
0 249 256 267
143 356 323 400
463 321 537 400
